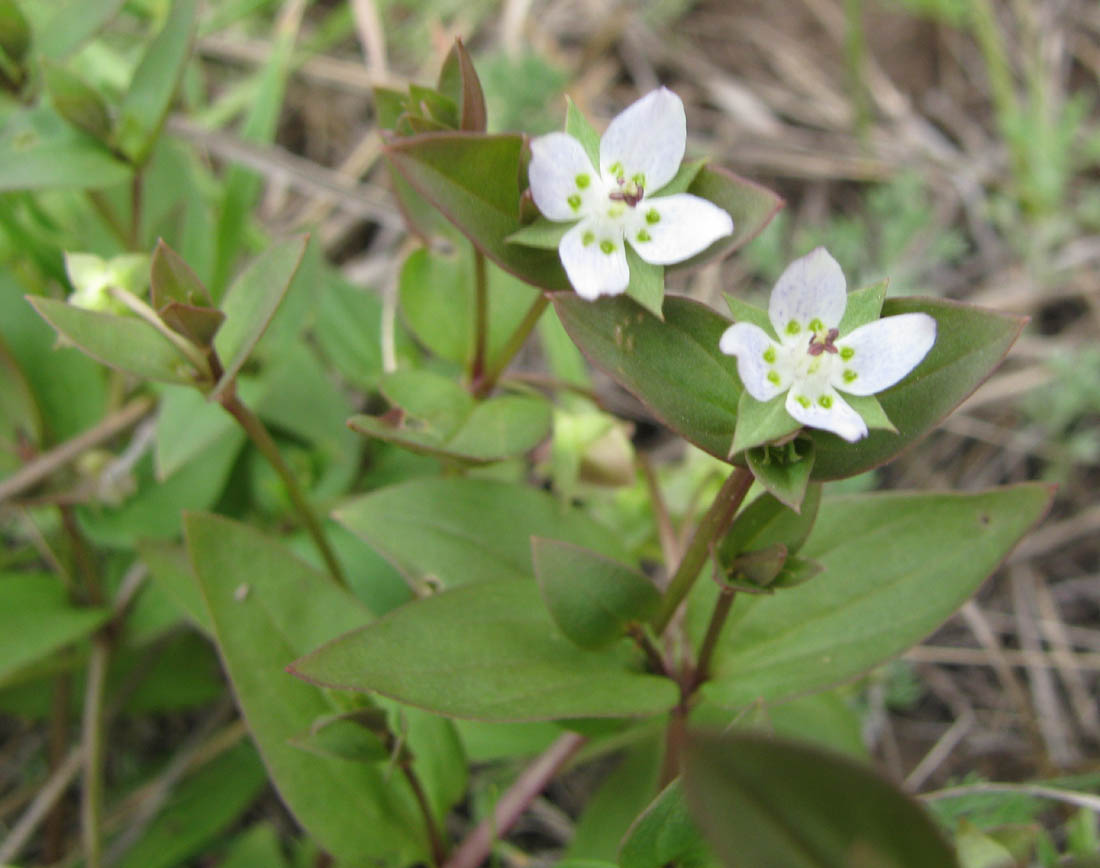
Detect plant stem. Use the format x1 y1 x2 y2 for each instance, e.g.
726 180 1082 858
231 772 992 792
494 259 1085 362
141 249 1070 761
218 389 348 589
470 249 488 384
86 191 130 250
472 294 549 399
443 731 586 868
401 764 446 867
692 586 737 691
129 172 144 250
652 466 754 635
81 636 109 868
627 622 670 677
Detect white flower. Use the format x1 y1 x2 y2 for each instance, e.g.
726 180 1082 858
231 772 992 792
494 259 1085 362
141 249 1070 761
65 252 149 313
527 88 734 300
719 247 937 443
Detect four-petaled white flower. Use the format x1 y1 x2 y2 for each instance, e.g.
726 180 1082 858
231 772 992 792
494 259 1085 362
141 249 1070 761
719 247 937 443
527 88 734 300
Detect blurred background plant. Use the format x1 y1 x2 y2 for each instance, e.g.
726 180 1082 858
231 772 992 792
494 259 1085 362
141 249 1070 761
0 0 1098 866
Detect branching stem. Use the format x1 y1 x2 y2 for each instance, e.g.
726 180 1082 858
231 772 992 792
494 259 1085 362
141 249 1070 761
472 294 549 398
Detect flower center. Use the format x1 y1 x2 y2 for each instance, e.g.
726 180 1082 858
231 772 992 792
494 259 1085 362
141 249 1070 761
807 328 839 357
608 172 645 208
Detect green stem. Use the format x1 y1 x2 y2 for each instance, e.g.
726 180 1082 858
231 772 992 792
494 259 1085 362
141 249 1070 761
692 586 737 691
472 294 549 399
401 763 446 867
129 172 143 250
470 249 488 384
219 389 348 589
652 466 753 635
81 637 109 868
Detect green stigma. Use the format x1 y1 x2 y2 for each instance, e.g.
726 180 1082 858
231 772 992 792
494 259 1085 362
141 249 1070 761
608 161 623 176
809 318 824 332
632 172 645 186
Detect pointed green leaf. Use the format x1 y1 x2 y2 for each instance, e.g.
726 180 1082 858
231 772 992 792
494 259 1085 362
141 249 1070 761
683 730 960 868
673 166 783 270
212 236 307 396
28 296 200 385
288 712 390 764
565 97 601 169
0 574 110 686
624 247 664 319
151 239 211 308
657 158 708 197
35 0 125 58
218 824 288 868
138 539 211 634
619 782 715 868
437 38 486 132
704 484 1053 708
159 302 224 347
0 0 30 63
380 368 475 438
408 83 458 128
723 294 773 336
386 132 570 289
553 293 742 461
532 538 660 648
837 279 888 334
185 512 432 863
41 60 111 140
746 438 815 511
507 216 571 250
0 135 131 191
154 385 240 480
115 0 197 164
0 335 41 465
290 579 678 721
811 298 1027 479
333 477 629 590
731 391 800 455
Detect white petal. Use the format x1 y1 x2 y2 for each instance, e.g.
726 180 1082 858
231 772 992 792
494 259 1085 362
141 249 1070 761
832 313 937 396
626 193 733 265
559 219 629 300
768 247 848 346
599 87 686 194
529 132 601 221
785 386 868 443
719 322 790 402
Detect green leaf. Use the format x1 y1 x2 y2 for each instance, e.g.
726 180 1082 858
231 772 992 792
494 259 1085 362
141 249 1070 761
532 538 660 648
155 384 241 480
723 294 773 336
674 166 784 270
116 0 198 162
288 711 390 764
437 38 487 132
115 744 267 868
386 133 570 290
507 216 571 250
27 297 200 385
624 246 664 319
33 0 125 58
703 484 1053 708
185 513 433 863
334 477 630 590
731 391 800 455
408 83 459 128
0 135 131 191
837 280 888 334
683 730 960 868
313 275 386 390
151 239 211 308
218 824 288 868
380 368 475 438
553 293 742 460
811 298 1026 479
0 336 41 468
746 437 815 511
0 0 30 63
439 394 552 460
719 484 822 561
212 236 307 396
657 158 708 196
290 579 679 721
619 782 715 868
41 60 111 141
398 246 536 368
0 574 109 686
138 540 211 634
565 97 602 168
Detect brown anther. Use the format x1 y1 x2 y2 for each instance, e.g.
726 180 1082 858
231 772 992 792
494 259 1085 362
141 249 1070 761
807 328 840 356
